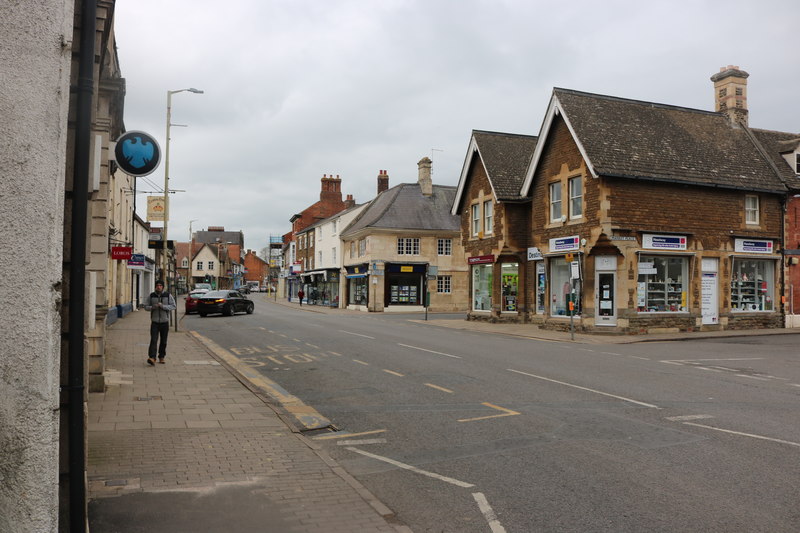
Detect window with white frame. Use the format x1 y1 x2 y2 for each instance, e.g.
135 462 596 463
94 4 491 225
568 176 583 219
359 238 366 256
397 238 420 255
483 200 493 235
550 182 562 222
471 204 480 236
745 195 759 224
208 261 214 271
196 261 203 270
636 256 688 313
437 275 452 293
182 258 188 268
437 238 452 256
331 247 336 263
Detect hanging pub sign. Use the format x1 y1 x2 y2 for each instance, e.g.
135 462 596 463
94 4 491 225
734 239 773 254
549 236 580 252
643 234 687 250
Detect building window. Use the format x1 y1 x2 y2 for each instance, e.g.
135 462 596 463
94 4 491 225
636 256 688 313
719 88 727 98
568 176 582 219
437 238 452 256
745 195 759 224
331 247 336 263
208 261 214 271
731 259 774 312
182 258 188 268
472 264 492 311
549 182 562 222
471 204 480 236
397 238 420 255
350 241 356 258
501 263 518 312
483 200 493 235
437 275 452 294
358 238 366 256
550 257 578 316
197 261 203 270
332 220 338 234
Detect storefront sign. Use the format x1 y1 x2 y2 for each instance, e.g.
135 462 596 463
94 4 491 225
527 247 543 260
400 266 414 272
147 196 166 222
643 234 687 250
549 236 580 252
638 261 657 275
111 246 132 260
127 253 146 269
468 255 494 265
734 239 773 254
610 235 637 241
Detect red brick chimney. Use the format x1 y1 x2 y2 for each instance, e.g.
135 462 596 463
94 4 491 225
320 174 343 203
344 194 355 208
377 170 389 194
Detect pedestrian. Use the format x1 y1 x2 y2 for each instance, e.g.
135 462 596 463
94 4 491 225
144 279 176 366
298 289 304 306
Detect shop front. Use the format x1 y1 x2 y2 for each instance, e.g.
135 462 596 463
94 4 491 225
385 263 426 308
469 255 494 314
299 269 341 307
345 264 369 309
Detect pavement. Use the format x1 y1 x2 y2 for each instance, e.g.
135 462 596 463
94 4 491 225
87 308 410 533
89 297 797 532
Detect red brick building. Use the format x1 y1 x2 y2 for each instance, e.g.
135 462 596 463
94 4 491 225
243 249 268 288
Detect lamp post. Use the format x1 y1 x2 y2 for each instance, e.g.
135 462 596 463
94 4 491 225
162 87 203 285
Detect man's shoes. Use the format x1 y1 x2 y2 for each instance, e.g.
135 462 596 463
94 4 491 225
158 358 166 364
147 358 156 366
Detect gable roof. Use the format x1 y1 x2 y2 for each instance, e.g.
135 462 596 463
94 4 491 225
520 88 788 195
749 128 800 190
451 130 538 214
342 183 460 237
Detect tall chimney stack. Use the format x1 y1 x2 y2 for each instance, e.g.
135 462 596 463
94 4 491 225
377 170 389 194
418 157 432 197
711 65 749 127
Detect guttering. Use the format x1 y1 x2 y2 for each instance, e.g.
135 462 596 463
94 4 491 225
601 171 786 195
67 0 96 529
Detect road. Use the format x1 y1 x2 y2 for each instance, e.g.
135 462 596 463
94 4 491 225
185 296 800 533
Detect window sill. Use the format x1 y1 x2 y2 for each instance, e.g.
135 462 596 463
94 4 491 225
471 309 492 313
637 311 689 315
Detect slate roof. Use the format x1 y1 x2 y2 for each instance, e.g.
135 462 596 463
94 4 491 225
472 130 538 199
749 128 800 190
551 88 787 193
342 183 460 236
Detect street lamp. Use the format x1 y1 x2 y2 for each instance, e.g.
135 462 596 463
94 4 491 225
162 87 203 285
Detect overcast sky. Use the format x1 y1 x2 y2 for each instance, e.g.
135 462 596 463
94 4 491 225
115 0 799 252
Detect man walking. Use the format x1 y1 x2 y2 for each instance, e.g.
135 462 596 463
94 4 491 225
298 288 304 306
145 279 176 366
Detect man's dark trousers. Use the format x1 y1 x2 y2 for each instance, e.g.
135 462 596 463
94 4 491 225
149 321 169 359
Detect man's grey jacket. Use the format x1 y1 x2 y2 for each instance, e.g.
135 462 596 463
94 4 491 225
144 291 176 323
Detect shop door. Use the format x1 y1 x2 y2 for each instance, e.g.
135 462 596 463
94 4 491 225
701 258 719 325
595 272 616 326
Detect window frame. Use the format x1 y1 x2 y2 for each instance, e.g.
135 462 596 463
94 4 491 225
568 176 583 219
437 238 452 256
745 194 759 225
549 182 562 222
483 200 493 235
437 275 452 294
207 261 214 271
196 261 203 271
471 204 480 236
397 237 420 255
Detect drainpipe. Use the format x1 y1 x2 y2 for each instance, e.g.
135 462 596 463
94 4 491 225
67 0 96 529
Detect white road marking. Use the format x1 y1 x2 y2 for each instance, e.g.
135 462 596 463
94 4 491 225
665 414 715 422
339 330 376 339
329 351 342 357
601 352 622 356
508 369 659 409
472 492 507 533
258 327 266 330
383 369 405 377
353 359 370 366
790 384 800 388
398 343 462 359
305 343 319 349
683 422 800 448
313 429 386 440
629 356 650 360
336 438 387 446
696 367 722 372
736 374 770 381
424 383 454 393
458 403 521 423
346 447 475 488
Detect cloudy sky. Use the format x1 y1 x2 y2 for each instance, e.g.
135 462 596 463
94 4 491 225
115 0 799 252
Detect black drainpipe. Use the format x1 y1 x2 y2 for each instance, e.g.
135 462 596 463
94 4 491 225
67 0 96 529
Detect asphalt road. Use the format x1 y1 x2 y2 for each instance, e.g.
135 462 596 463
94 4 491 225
185 297 800 533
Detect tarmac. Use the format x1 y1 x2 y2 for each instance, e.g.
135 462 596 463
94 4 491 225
88 296 797 532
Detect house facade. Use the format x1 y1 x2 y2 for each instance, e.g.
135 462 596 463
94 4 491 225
341 160 468 312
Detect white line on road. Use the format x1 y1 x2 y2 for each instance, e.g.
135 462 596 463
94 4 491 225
424 383 454 393
682 422 800 448
398 343 462 359
472 493 507 533
339 330 376 339
736 374 770 381
601 352 622 356
383 369 405 377
336 438 387 446
665 414 715 421
346 447 475 488
305 343 319 349
313 429 386 440
507 369 659 409
353 359 370 366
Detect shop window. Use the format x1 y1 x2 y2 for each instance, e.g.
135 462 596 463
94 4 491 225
437 275 452 294
437 238 452 256
472 264 492 311
568 176 582 219
197 261 203 270
731 259 774 312
549 182 562 222
501 263 518 312
745 195 759 224
484 201 493 235
550 257 578 316
397 238 420 255
636 256 688 312
471 204 480 236
348 277 368 305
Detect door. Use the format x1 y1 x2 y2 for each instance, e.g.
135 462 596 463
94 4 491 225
701 258 719 325
596 271 616 326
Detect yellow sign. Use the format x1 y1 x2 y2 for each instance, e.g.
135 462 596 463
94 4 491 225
565 253 574 262
147 196 166 221
400 266 413 272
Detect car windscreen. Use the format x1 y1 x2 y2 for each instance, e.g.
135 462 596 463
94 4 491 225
202 291 227 298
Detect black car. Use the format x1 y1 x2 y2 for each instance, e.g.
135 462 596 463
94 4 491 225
197 290 254 317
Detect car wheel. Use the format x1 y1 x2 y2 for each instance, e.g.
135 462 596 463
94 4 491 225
199 311 207 317
246 303 254 314
223 304 233 316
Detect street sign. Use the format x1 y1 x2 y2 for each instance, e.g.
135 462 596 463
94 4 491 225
114 130 161 177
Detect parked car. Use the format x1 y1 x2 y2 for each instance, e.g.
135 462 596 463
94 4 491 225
239 286 250 294
197 290 254 317
184 289 209 314
194 283 212 291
